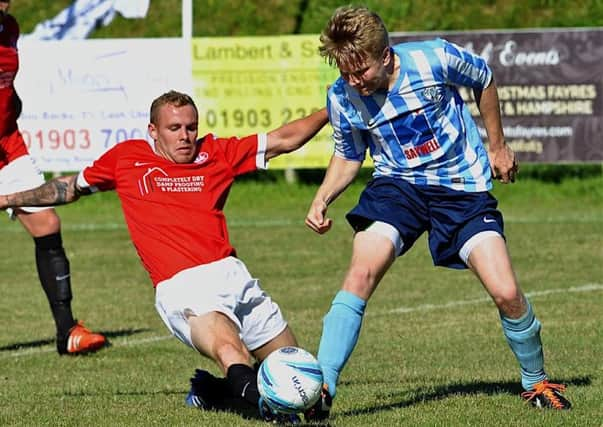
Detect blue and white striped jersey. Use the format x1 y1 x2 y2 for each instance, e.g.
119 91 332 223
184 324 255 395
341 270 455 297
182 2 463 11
327 38 494 192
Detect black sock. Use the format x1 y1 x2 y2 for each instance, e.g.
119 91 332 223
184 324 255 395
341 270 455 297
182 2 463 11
226 364 260 408
208 375 231 399
34 232 76 342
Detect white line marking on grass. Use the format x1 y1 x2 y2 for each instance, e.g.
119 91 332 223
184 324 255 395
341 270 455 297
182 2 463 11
1 215 601 233
504 216 603 224
113 335 172 346
376 283 603 316
0 335 172 359
2 347 56 358
3 284 601 358
2 219 296 232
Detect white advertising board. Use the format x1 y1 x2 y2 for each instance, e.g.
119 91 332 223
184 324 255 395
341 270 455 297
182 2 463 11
15 38 191 172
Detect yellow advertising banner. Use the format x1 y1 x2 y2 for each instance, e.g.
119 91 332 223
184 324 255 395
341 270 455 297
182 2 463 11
192 35 340 169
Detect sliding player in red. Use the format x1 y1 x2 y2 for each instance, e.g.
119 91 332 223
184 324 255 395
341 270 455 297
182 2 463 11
1 89 328 422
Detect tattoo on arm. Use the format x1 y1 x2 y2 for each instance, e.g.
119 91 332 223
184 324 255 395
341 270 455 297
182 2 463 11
5 175 83 208
54 179 70 203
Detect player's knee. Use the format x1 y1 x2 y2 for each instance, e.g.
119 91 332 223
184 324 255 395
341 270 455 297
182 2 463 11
40 210 61 232
343 265 376 297
24 210 61 236
492 288 525 316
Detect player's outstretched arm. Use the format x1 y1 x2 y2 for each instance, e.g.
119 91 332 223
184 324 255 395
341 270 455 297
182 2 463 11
1 175 90 210
265 108 328 160
305 155 362 234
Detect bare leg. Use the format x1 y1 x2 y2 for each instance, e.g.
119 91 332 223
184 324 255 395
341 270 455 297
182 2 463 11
318 230 395 397
188 311 251 373
251 326 297 362
467 234 546 390
467 234 526 316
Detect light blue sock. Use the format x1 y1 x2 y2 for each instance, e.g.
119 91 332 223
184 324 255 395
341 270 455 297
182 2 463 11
317 290 366 398
500 300 547 390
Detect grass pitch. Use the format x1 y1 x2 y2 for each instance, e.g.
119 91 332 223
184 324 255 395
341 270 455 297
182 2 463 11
1 175 602 426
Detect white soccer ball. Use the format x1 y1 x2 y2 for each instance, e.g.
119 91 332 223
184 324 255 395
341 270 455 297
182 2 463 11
257 346 323 414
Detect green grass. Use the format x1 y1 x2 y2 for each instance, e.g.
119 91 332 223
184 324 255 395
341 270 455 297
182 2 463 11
1 176 602 425
10 1 603 37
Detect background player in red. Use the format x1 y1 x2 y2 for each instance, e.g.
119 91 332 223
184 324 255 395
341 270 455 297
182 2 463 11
0 0 105 355
0 90 328 422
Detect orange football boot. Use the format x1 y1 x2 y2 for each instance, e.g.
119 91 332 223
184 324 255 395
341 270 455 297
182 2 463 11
63 321 106 355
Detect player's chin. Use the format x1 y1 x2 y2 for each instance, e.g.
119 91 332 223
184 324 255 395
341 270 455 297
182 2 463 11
172 149 195 163
173 153 195 164
356 82 380 95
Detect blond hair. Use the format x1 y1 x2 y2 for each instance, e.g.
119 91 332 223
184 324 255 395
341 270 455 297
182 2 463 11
150 90 197 124
319 6 389 70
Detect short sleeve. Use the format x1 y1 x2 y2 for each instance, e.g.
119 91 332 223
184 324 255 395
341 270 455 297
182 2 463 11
442 39 492 90
327 88 367 162
213 133 262 176
77 145 121 191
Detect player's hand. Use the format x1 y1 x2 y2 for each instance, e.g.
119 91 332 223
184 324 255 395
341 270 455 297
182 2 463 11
488 142 518 184
305 199 332 234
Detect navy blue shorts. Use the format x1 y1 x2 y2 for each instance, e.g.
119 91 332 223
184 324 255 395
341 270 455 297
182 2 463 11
346 176 505 269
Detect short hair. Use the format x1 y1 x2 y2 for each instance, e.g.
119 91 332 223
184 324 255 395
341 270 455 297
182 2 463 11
319 6 389 70
150 90 197 124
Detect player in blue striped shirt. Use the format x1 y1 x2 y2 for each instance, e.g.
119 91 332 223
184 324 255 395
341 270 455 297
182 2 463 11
303 6 570 421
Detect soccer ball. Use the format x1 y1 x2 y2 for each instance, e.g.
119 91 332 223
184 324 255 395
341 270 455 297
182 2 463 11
257 346 323 414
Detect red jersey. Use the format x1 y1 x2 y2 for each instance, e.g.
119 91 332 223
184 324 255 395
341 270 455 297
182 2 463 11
0 13 26 168
78 134 267 286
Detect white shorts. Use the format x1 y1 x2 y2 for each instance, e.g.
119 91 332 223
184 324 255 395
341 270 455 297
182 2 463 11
154 256 288 352
0 155 50 217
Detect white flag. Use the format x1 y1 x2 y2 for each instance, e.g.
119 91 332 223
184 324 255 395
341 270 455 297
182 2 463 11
23 0 151 40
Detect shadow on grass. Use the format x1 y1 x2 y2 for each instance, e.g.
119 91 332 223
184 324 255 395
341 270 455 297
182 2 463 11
62 389 185 397
61 388 333 427
339 376 591 417
60 391 291 424
0 327 150 352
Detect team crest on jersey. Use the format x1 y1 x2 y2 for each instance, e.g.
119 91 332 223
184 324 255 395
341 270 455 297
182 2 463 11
194 152 209 164
422 86 446 118
423 86 444 104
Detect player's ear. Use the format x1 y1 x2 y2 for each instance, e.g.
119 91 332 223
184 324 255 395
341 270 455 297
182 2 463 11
148 123 157 140
382 46 392 65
